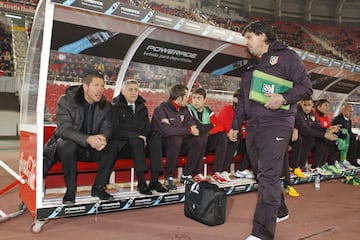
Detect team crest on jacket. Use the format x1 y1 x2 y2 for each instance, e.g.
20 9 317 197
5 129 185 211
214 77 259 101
269 56 279 65
180 115 184 122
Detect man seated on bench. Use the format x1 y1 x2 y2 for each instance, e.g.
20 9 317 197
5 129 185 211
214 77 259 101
47 70 119 204
188 87 229 184
112 79 166 195
150 84 206 191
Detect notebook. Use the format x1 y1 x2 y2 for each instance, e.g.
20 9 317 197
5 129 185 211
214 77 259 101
249 70 293 110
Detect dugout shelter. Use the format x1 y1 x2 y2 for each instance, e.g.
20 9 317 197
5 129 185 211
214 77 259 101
18 0 360 232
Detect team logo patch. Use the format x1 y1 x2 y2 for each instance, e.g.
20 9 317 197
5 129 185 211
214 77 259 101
262 83 275 94
269 56 279 65
180 115 184 122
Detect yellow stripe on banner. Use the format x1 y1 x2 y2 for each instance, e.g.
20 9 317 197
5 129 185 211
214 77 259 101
12 26 26 31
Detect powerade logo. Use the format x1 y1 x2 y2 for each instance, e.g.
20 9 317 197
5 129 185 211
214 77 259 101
145 45 197 59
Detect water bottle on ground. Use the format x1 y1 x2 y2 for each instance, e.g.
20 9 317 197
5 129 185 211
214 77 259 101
315 175 320 191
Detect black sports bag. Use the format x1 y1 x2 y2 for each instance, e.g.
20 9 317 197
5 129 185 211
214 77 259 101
184 179 227 226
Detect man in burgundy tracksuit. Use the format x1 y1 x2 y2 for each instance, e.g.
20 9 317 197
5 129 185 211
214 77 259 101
150 84 207 191
229 21 313 240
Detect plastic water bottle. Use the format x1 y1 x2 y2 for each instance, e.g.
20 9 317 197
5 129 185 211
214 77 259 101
315 175 320 191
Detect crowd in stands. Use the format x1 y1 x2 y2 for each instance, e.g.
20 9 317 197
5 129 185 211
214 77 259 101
0 19 14 76
3 0 38 7
1 0 359 79
135 0 360 65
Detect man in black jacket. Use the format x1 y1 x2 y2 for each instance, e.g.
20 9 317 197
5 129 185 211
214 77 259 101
53 70 118 204
290 97 338 174
328 103 359 168
112 79 166 195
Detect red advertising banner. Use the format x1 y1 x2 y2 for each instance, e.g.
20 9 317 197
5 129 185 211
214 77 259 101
0 0 36 15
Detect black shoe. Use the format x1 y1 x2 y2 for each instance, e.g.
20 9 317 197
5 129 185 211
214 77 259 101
165 177 177 191
137 182 152 195
91 186 114 201
62 190 75 204
149 181 167 193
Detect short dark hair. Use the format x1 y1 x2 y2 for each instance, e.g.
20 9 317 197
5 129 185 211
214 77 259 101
315 98 329 108
242 21 277 43
192 88 207 99
301 95 313 101
233 88 241 98
83 70 104 85
169 84 187 100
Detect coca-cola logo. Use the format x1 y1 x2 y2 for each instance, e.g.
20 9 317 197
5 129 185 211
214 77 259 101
19 152 36 190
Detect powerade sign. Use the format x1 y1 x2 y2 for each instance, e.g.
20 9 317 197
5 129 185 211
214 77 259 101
134 39 208 70
143 44 198 63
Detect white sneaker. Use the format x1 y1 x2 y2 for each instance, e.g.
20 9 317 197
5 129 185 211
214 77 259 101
334 160 346 171
233 169 255 178
245 235 262 240
221 171 232 182
315 167 332 176
341 160 356 169
276 214 289 223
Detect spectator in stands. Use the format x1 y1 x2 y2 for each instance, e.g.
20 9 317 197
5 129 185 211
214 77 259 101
217 89 254 179
290 97 338 176
228 21 313 240
112 79 167 195
49 70 118 204
310 99 341 175
150 84 206 191
327 103 359 169
187 87 229 183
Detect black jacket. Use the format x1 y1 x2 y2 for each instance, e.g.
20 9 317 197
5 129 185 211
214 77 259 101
112 93 150 140
295 104 324 139
331 113 356 141
55 85 113 147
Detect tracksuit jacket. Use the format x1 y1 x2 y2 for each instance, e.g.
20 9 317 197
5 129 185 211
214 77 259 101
232 41 313 130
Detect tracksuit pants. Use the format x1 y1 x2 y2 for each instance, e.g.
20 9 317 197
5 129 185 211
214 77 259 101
246 125 292 240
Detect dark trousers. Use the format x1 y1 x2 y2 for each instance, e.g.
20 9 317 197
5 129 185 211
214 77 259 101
224 139 238 171
311 139 329 168
148 136 163 175
237 138 251 171
297 136 315 168
117 137 163 181
56 139 118 191
327 142 339 165
117 138 148 173
283 151 292 187
163 134 207 178
205 132 228 172
289 135 302 169
224 138 251 171
246 126 292 240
